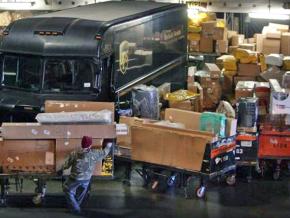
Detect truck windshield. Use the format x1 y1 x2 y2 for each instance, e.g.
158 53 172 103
2 55 98 92
2 56 41 91
44 59 96 92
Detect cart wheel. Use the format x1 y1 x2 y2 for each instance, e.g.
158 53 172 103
195 186 206 199
273 171 280 180
122 180 131 187
0 198 7 207
226 175 236 186
184 176 200 199
32 194 43 205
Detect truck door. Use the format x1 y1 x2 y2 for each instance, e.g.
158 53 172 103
0 53 3 85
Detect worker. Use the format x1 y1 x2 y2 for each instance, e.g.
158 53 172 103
61 136 113 214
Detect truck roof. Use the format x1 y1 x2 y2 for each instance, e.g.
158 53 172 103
0 1 185 57
36 1 176 22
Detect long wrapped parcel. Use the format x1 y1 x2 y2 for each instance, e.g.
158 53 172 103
36 110 113 124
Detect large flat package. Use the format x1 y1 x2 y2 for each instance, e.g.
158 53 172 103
36 110 113 124
0 139 103 174
131 125 209 172
1 123 116 139
45 100 115 120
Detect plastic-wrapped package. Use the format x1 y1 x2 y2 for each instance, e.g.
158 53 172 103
260 66 285 84
132 85 160 120
282 71 290 89
236 98 258 128
222 55 237 71
265 54 284 66
36 110 113 124
165 89 197 102
216 101 235 118
200 112 226 138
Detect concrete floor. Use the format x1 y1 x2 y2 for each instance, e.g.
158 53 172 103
0 171 289 218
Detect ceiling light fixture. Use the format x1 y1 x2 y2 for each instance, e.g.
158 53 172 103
248 12 290 20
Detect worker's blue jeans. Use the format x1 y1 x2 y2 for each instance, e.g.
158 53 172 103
63 178 90 213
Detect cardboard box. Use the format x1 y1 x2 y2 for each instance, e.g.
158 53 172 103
269 79 290 114
227 30 238 39
239 43 256 51
116 116 155 148
231 34 245 46
0 140 55 173
231 35 239 46
262 39 280 55
204 63 221 79
269 23 289 32
194 71 212 87
223 73 234 94
216 40 228 53
201 21 216 36
165 108 201 130
187 82 204 109
164 108 237 137
238 63 261 76
131 125 208 172
235 81 256 100
229 46 239 54
188 33 201 41
213 27 227 40
189 40 200 52
281 33 290 56
199 36 213 53
234 76 257 86
255 34 264 53
169 96 201 112
203 82 222 108
45 101 115 121
266 30 281 39
1 123 116 139
248 38 256 43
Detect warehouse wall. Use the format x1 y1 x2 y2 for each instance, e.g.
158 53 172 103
245 17 290 38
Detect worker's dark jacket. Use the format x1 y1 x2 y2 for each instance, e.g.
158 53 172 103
63 147 110 181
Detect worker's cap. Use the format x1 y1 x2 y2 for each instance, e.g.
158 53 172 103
81 136 93 149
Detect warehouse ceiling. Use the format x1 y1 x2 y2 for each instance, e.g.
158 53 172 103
0 0 289 14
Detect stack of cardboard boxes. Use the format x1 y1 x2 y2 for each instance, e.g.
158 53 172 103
255 23 289 55
188 13 290 55
191 63 222 109
188 20 228 53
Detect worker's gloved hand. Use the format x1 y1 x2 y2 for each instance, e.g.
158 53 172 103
103 138 114 149
106 142 113 149
56 169 63 176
